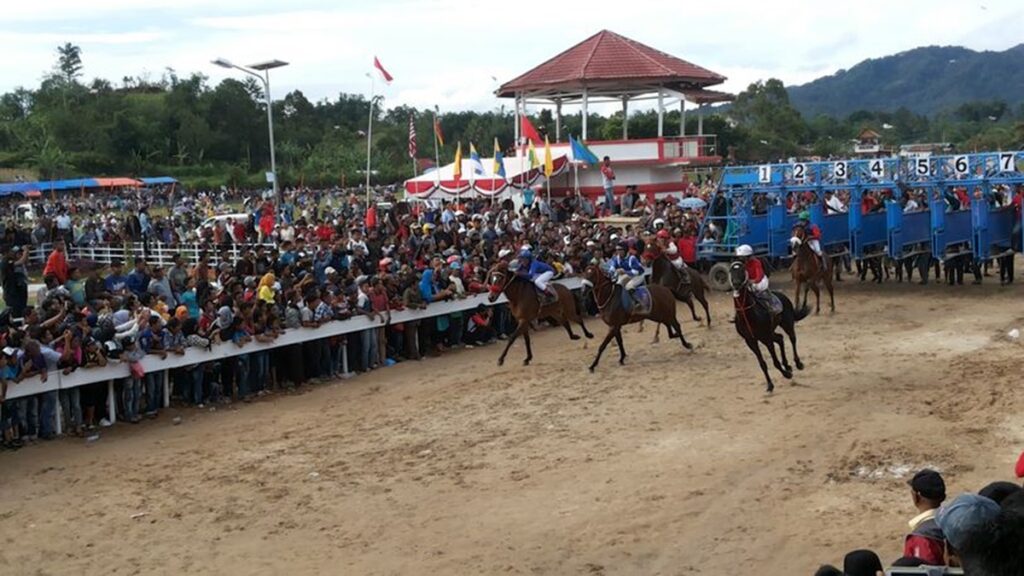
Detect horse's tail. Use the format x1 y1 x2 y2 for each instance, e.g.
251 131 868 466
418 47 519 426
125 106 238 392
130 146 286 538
793 302 811 323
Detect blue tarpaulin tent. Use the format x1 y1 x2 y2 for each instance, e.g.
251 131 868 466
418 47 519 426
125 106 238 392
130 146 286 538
139 176 178 185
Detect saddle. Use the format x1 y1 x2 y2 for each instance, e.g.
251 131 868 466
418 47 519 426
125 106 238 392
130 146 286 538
621 286 652 315
754 290 784 317
536 287 559 306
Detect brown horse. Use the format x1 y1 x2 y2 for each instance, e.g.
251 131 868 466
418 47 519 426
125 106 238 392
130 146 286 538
582 264 692 372
648 251 712 326
487 262 593 366
790 225 835 314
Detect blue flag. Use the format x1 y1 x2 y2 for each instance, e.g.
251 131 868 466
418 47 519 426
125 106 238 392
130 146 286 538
569 134 599 165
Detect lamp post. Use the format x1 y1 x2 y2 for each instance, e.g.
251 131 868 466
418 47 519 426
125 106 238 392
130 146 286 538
212 57 288 209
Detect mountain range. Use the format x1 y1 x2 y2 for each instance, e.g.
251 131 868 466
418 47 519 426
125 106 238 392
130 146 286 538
785 44 1024 118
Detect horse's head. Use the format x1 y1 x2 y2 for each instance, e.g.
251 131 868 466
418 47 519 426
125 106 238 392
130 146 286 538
487 261 510 303
789 224 806 250
728 261 749 295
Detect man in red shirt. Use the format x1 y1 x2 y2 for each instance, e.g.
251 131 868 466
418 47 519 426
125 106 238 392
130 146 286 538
600 156 616 215
736 244 780 316
44 240 69 284
903 469 947 566
232 219 247 244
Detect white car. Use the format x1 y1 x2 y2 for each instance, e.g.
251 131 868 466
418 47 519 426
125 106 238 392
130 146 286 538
195 213 250 241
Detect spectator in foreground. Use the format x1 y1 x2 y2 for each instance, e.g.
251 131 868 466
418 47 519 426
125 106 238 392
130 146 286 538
935 493 1014 573
842 549 884 576
904 469 947 565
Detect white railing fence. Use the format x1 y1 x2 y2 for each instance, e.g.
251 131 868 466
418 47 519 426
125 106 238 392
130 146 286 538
5 277 585 436
28 242 278 269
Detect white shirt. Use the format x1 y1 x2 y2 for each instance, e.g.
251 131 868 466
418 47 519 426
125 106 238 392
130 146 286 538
904 199 919 213
56 214 72 230
826 195 847 214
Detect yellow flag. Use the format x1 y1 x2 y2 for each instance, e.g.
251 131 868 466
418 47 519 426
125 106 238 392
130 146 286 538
453 142 462 180
543 135 554 177
527 139 539 169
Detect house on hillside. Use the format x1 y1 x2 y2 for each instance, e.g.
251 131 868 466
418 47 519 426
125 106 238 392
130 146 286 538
898 142 954 158
851 128 892 158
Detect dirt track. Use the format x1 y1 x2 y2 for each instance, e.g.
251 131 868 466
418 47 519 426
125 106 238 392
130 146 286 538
1 276 1022 575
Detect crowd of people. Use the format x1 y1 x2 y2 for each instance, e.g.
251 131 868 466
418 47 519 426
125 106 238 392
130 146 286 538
0 184 711 448
815 462 1024 575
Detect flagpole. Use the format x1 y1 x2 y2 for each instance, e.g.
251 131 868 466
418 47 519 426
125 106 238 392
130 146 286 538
433 107 441 188
365 73 375 207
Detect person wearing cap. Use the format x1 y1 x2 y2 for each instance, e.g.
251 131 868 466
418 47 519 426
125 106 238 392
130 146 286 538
935 493 1005 571
607 243 645 309
654 228 691 282
903 469 948 565
735 244 781 316
514 248 557 304
794 210 826 269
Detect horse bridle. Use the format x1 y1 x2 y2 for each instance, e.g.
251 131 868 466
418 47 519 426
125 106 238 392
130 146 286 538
585 267 616 311
490 266 515 294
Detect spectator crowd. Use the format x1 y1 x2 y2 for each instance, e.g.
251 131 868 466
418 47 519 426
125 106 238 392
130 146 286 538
0 184 709 448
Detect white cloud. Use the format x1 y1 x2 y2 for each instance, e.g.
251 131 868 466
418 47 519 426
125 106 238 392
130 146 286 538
1 0 1022 112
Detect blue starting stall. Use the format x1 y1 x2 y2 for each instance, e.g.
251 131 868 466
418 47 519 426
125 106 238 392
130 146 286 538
699 151 1024 289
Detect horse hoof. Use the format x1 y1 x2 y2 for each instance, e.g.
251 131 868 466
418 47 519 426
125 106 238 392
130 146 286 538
766 385 774 394
585 333 594 339
523 359 531 366
796 361 805 371
570 335 581 341
684 343 694 351
497 359 505 367
588 366 596 373
782 370 793 380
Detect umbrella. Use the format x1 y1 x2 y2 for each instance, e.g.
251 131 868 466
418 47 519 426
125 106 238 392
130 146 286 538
678 197 707 210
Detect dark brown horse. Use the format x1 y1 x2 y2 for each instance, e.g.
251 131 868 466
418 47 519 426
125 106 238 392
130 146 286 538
648 251 712 326
582 264 692 372
790 225 835 314
729 261 809 393
487 262 593 366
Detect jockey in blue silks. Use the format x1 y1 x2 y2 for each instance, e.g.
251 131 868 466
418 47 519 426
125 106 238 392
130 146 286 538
607 243 645 308
516 248 556 299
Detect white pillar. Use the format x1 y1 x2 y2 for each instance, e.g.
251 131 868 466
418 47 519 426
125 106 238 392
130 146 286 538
697 103 704 136
581 88 589 141
621 96 629 140
680 100 687 136
555 99 562 143
514 93 520 148
107 380 117 424
657 86 664 137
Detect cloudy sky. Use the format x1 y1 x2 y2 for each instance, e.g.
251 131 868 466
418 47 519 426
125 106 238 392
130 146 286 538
3 0 1022 114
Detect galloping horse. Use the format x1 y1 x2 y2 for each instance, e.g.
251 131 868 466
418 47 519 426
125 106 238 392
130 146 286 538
790 225 835 314
582 264 692 372
648 250 712 326
729 261 809 393
488 262 593 366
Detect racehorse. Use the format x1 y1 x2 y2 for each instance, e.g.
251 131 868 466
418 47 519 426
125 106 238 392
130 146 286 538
648 251 712 326
488 262 593 366
729 261 809 393
790 225 836 314
582 264 692 372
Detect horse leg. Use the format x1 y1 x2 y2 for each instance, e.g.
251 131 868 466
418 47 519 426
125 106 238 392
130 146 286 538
588 329 617 372
782 317 804 371
685 295 701 323
744 338 774 393
763 334 792 380
651 322 661 344
793 279 802 311
563 320 580 341
772 332 793 375
579 318 594 339
810 282 820 315
522 329 533 366
613 328 627 365
696 291 712 327
497 324 523 366
826 277 836 313
673 319 693 350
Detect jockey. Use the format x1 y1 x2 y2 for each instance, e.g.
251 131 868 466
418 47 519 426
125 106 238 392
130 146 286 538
736 244 777 315
655 229 689 273
796 211 825 265
609 243 646 298
515 248 556 300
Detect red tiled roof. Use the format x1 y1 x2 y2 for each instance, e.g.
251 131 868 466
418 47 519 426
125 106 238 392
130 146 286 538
498 30 726 96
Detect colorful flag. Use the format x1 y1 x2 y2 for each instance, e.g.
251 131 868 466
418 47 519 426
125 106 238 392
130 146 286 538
543 135 554 177
569 134 600 165
408 115 417 159
469 143 484 175
521 115 543 146
493 138 506 178
433 115 444 147
373 56 393 84
453 142 462 181
527 139 539 169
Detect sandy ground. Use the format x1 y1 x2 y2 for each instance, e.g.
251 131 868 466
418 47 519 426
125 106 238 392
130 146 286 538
2 274 1023 575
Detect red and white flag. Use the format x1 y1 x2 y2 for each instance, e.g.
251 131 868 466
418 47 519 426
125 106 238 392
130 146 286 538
373 56 393 84
408 115 417 159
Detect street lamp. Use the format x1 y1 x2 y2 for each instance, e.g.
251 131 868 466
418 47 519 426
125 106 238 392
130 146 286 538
212 57 288 208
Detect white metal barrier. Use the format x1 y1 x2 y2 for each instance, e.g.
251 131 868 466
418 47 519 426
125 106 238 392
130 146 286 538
28 242 278 268
5 277 585 433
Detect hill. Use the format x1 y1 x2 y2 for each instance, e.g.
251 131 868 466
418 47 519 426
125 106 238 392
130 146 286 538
787 44 1024 117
